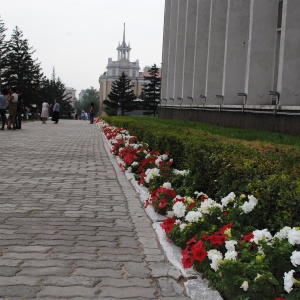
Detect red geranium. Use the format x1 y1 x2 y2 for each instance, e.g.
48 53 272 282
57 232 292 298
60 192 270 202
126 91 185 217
160 217 176 234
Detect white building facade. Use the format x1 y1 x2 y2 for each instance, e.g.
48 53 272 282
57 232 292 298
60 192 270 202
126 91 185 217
99 24 145 108
161 0 300 111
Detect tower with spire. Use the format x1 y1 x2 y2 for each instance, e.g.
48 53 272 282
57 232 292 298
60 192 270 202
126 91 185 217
99 23 143 112
117 23 131 61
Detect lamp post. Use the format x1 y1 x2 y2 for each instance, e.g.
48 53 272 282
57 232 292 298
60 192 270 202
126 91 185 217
187 96 193 121
200 95 206 109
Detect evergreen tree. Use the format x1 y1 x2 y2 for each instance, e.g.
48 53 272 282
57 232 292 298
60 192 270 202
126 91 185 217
141 64 161 116
81 87 100 115
0 17 7 92
39 68 67 115
104 72 136 116
1 26 43 106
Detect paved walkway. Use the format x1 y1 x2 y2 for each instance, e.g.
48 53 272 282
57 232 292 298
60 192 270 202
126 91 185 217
0 120 190 300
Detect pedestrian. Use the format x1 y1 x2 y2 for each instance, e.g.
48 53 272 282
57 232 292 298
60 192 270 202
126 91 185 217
89 102 94 124
15 93 23 129
41 101 51 124
0 87 9 130
52 99 60 124
7 87 18 130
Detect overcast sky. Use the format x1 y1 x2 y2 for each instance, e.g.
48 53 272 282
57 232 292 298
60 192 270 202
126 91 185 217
0 0 165 96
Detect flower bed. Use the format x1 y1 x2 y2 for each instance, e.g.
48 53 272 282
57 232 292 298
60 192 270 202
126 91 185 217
96 118 300 300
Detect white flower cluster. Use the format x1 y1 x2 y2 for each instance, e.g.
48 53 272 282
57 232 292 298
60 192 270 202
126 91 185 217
185 211 202 223
207 249 223 271
250 229 273 245
199 198 223 215
221 192 236 206
172 201 186 218
144 168 160 183
240 195 258 214
173 169 189 176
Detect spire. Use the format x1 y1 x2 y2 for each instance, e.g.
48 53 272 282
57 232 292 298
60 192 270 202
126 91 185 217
122 23 126 46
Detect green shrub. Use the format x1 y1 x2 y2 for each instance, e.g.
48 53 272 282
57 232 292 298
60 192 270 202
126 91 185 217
102 116 300 231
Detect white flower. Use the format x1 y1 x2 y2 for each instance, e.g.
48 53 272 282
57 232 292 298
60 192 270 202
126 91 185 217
127 167 132 173
254 273 262 281
288 227 300 246
240 195 258 214
240 281 249 291
161 154 168 160
274 226 292 241
291 251 300 267
155 157 162 167
207 250 223 272
225 240 237 252
162 182 172 189
225 251 238 260
221 192 236 207
144 168 160 183
179 223 188 231
131 161 139 167
172 202 186 218
185 211 202 223
250 229 272 244
284 270 295 293
199 198 223 215
173 169 189 176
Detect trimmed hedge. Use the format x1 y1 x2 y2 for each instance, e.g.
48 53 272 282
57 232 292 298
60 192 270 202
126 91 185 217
102 116 300 232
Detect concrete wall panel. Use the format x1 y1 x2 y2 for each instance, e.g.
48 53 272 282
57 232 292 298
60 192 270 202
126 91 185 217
205 0 228 105
223 0 250 105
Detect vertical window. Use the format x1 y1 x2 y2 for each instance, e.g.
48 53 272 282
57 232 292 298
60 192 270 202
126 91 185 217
277 0 283 29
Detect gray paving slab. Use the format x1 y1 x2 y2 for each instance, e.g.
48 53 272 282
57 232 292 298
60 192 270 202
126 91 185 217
0 120 191 299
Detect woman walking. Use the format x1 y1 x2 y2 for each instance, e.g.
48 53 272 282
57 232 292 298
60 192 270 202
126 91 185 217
41 101 51 124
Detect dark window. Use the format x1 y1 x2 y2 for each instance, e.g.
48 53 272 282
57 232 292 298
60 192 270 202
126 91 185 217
277 0 283 29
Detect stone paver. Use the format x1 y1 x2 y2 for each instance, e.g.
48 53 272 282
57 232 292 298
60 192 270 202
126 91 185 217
0 120 190 299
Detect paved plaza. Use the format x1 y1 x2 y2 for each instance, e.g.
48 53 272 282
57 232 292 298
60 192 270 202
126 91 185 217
0 120 190 300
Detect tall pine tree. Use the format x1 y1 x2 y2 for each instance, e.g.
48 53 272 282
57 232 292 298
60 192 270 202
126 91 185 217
1 26 43 106
141 64 161 116
104 72 135 116
0 17 7 92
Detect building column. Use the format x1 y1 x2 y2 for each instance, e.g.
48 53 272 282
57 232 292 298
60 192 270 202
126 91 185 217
161 0 172 102
223 0 250 105
245 0 277 105
205 0 228 105
166 0 179 104
173 0 187 104
277 0 300 106
193 0 211 106
182 0 197 104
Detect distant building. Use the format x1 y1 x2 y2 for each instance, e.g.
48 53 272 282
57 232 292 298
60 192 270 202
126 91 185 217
99 24 161 112
79 90 87 102
64 87 76 107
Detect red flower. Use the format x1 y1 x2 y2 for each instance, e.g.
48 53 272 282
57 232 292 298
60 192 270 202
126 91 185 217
187 234 199 245
158 198 167 210
181 250 194 268
187 203 195 210
216 223 233 234
144 200 149 209
191 242 207 262
243 232 254 243
202 233 227 245
275 298 285 300
160 218 176 234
